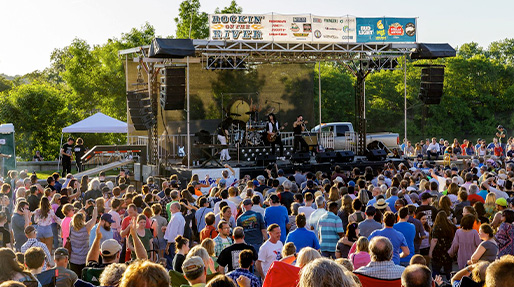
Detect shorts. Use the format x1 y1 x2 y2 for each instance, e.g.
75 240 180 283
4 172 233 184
37 225 53 238
155 238 167 251
420 247 430 256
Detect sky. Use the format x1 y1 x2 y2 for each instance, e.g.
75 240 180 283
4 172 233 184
0 0 512 76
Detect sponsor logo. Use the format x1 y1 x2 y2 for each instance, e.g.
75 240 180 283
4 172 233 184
324 18 338 23
377 29 386 37
293 33 310 37
303 24 312 32
323 35 339 39
358 26 373 36
388 23 404 36
251 24 264 30
405 22 416 36
341 35 354 40
342 26 355 33
290 23 300 32
293 17 307 23
377 20 384 30
325 27 341 31
211 24 223 30
314 30 322 38
313 18 322 23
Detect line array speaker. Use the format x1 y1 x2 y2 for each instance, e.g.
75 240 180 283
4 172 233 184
160 68 186 110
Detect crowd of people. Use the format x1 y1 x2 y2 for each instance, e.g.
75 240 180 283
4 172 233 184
2 141 514 287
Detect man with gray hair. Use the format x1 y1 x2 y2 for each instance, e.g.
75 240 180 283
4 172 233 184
354 236 405 280
307 196 327 237
164 201 185 269
280 180 294 214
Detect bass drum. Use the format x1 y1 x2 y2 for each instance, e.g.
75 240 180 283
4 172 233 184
246 131 263 146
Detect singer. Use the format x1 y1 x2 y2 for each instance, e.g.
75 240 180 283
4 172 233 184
293 115 309 153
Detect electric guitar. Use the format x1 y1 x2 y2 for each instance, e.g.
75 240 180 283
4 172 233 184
267 123 288 143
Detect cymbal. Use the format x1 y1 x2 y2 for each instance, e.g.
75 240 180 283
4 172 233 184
245 111 257 115
230 113 241 117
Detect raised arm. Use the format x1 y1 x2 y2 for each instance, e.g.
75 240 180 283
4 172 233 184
129 218 148 260
86 206 98 233
86 221 102 263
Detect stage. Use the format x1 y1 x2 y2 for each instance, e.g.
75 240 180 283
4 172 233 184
163 152 409 184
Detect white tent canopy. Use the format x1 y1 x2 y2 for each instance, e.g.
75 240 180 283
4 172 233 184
62 112 131 133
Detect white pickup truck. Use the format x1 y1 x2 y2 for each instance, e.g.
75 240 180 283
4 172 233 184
311 122 400 151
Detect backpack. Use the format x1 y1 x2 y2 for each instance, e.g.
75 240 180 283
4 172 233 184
37 269 57 287
81 267 105 286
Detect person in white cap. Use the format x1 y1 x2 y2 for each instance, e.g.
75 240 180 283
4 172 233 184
182 256 207 286
86 216 147 268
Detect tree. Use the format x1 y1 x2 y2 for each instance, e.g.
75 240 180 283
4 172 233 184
457 42 485 59
0 76 11 93
0 82 71 160
215 0 243 14
174 0 209 39
488 38 514 65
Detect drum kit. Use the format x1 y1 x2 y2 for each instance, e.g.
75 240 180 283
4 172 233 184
225 100 272 147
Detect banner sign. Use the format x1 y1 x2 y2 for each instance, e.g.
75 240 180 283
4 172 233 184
209 14 416 43
191 167 240 194
356 17 417 43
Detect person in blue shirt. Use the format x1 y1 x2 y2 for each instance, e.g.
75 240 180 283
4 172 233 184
393 207 415 266
285 213 320 252
368 211 409 265
264 194 289 243
385 187 399 213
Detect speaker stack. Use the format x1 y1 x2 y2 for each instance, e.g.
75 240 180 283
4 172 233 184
127 91 155 130
366 149 387 161
419 66 444 104
160 68 186 110
291 152 310 164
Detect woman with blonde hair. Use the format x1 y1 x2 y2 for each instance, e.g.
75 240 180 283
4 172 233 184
328 186 340 209
419 179 428 192
201 238 219 272
119 260 169 287
34 197 61 253
296 247 322 268
357 189 369 206
349 236 371 270
186 246 216 275
68 205 98 276
484 193 497 219
337 195 353 232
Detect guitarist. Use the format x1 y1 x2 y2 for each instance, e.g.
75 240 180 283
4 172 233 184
217 117 232 162
293 115 309 153
267 113 284 159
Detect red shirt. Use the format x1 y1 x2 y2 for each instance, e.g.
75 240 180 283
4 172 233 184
200 225 218 241
468 194 485 205
494 146 503 156
121 215 151 238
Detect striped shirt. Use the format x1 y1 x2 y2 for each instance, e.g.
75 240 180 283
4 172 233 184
317 212 344 252
354 260 405 280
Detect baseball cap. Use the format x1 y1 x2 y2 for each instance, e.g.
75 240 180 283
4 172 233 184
256 175 265 181
182 256 205 274
253 180 260 186
348 181 356 187
278 169 284 175
421 192 434 200
334 176 343 183
496 198 508 207
101 213 115 224
243 199 252 206
54 247 69 259
101 239 122 256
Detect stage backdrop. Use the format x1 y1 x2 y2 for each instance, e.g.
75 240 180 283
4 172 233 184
209 14 417 43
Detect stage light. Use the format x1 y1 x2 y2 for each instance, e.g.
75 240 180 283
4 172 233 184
256 149 259 152
247 158 250 161
252 153 255 156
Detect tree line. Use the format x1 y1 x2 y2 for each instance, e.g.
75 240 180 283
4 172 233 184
1 0 513 160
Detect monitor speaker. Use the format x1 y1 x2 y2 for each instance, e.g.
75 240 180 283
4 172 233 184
336 150 355 163
316 151 336 163
255 154 277 166
366 149 387 161
290 152 310 164
160 68 186 110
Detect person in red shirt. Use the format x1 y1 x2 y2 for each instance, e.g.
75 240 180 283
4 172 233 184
200 212 218 241
494 142 504 157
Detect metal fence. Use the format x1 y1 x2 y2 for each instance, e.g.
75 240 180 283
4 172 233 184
128 131 336 159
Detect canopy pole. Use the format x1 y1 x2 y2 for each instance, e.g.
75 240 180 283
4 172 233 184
404 55 408 142
318 62 321 138
58 133 63 172
187 56 191 169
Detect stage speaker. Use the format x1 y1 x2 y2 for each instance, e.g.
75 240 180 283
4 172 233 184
255 154 277 166
160 68 186 110
290 152 310 164
336 150 355 163
316 151 337 163
419 67 444 105
127 91 155 130
366 149 387 161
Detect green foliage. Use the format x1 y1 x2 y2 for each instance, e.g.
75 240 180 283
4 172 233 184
0 82 70 160
215 0 243 14
174 0 209 39
0 75 11 93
